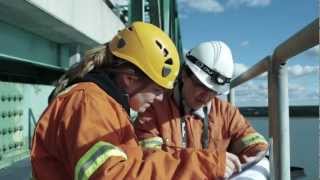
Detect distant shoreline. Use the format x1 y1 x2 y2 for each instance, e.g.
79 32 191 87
239 105 319 117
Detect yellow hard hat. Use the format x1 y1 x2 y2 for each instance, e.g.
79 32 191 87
109 22 180 89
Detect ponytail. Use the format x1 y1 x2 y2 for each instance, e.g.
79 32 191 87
49 44 113 101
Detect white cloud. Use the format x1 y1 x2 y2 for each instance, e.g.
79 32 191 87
260 72 268 78
233 63 318 81
233 63 267 79
232 63 318 106
236 81 267 96
288 84 318 105
178 0 224 13
240 41 249 47
234 63 248 76
227 0 271 8
304 45 320 58
288 83 306 92
233 74 318 106
288 64 319 77
178 0 272 18
234 81 268 106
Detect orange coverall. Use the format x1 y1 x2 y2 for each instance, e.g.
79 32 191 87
135 91 268 161
31 73 226 180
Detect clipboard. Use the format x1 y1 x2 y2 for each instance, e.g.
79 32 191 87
229 147 269 179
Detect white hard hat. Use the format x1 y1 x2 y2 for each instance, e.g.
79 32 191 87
185 41 234 95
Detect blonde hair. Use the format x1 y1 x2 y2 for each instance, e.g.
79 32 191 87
50 44 113 101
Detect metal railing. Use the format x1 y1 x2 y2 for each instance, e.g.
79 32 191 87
227 18 319 180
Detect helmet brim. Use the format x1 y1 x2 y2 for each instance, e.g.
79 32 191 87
185 59 230 95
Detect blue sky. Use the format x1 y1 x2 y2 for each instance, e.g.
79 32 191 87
178 0 319 106
112 0 318 106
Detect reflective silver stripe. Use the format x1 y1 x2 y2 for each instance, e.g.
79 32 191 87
201 106 209 149
75 141 127 180
139 137 163 149
180 118 187 148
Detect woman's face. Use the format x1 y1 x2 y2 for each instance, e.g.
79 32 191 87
129 80 164 113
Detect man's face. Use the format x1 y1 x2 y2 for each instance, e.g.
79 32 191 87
181 70 217 110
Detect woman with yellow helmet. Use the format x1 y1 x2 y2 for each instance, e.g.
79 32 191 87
31 22 226 180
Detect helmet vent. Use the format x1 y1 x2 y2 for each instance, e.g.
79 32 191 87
163 48 169 57
162 66 171 77
117 38 126 48
155 40 162 49
165 58 173 65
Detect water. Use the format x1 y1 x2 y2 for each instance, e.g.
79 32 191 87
247 117 319 180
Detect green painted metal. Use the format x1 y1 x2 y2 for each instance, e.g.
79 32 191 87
0 21 69 69
174 17 183 58
0 20 73 84
0 1 183 178
129 0 144 23
0 0 183 84
160 0 171 35
58 44 71 68
170 1 176 41
0 82 26 169
148 0 161 27
127 0 183 62
0 0 184 173
0 81 53 169
0 53 65 85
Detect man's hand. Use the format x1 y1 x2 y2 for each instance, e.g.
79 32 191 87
224 152 241 178
242 150 268 164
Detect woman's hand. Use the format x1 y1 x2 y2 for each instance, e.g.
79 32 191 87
224 152 242 178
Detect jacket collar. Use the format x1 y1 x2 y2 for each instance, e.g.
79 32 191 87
74 71 130 114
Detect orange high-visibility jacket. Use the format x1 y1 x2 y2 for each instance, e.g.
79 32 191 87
31 73 226 180
135 91 268 161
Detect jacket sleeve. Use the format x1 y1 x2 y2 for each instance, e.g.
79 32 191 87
55 89 226 180
225 103 268 160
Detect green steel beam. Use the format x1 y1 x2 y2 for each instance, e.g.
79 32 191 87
0 21 69 68
0 0 186 85
147 0 183 61
170 1 176 41
128 0 184 62
175 18 184 60
160 0 171 35
173 15 179 45
172 1 183 61
129 0 144 23
149 0 161 27
0 20 71 84
0 53 65 85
